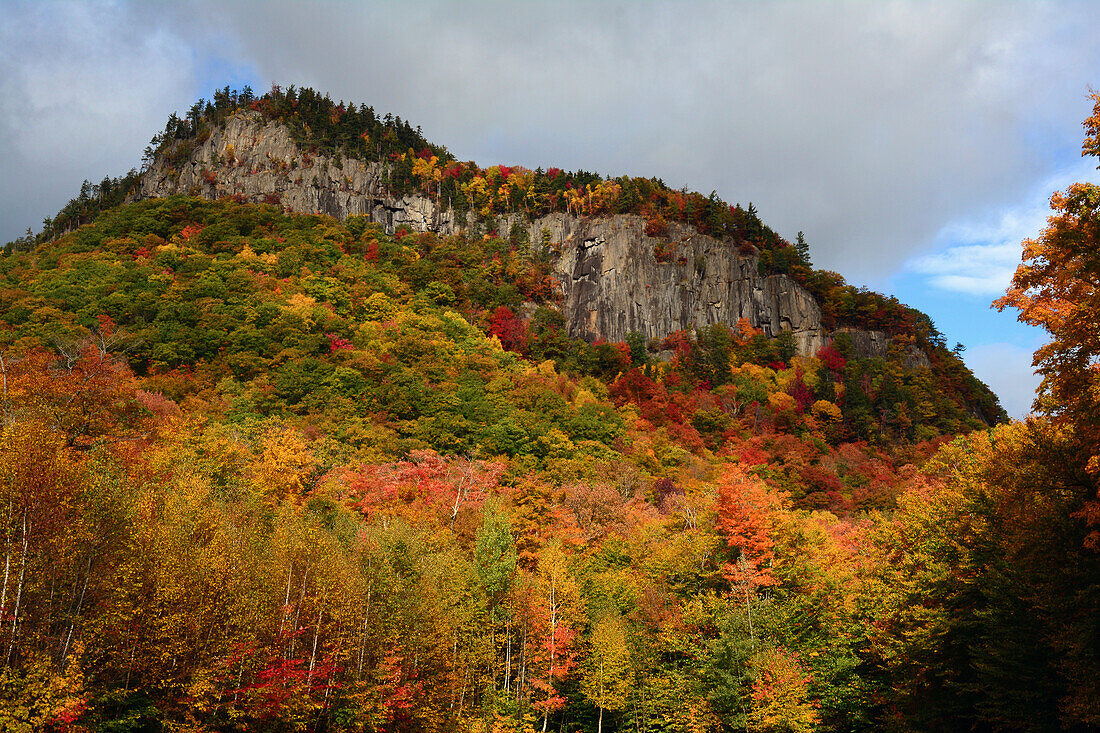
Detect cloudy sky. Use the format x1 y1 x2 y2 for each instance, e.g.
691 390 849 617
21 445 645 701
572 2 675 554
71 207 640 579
3 0 1099 417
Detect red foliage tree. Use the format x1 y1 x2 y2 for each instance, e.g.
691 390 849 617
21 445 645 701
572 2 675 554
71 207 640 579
816 344 847 376
344 451 504 529
487 306 529 353
787 371 814 414
327 333 353 353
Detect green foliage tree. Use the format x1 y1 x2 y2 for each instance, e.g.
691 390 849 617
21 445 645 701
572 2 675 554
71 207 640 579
475 499 518 613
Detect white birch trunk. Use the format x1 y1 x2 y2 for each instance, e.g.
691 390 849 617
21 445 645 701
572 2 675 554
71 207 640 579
4 511 28 668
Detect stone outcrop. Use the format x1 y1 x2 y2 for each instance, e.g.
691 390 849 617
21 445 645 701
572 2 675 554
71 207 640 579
139 111 922 363
140 111 460 235
832 328 889 359
519 213 827 354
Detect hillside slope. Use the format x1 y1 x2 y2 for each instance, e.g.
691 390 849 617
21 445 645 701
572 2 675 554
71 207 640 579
29 88 999 419
4 87 1099 733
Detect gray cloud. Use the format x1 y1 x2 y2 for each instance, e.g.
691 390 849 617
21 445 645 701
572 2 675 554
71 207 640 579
175 0 1100 285
0 0 207 238
4 0 1099 289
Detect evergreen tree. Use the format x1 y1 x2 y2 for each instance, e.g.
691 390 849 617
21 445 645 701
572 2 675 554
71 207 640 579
795 230 812 268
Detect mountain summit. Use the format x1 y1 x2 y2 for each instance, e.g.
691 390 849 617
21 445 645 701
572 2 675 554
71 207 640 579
35 85 1004 427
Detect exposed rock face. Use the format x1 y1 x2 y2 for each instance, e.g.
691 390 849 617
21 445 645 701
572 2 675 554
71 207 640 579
833 328 889 359
140 111 459 235
140 112 914 361
902 345 933 370
520 213 827 354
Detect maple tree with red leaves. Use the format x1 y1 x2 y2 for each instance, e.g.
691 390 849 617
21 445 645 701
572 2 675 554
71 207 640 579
717 464 785 640
344 451 505 530
487 305 529 353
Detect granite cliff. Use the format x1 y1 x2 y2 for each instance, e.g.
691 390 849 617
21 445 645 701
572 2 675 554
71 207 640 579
516 213 827 354
141 111 457 234
140 110 890 358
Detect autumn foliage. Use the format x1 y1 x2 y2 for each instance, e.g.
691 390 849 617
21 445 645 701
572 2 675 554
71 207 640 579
717 465 783 591
996 90 1100 545
0 86 1097 733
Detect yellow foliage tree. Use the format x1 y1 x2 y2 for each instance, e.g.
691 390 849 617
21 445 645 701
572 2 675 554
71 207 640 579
581 616 633 733
253 426 318 505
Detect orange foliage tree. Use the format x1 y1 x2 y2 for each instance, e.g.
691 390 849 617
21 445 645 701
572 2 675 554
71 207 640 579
716 464 785 640
344 450 504 530
995 91 1100 543
748 648 818 733
5 327 145 451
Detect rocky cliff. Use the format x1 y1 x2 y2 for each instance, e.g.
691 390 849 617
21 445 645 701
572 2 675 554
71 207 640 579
514 213 827 353
140 111 886 358
141 111 458 234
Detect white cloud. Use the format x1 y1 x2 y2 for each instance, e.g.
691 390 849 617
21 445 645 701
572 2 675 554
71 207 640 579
908 159 1099 296
965 341 1044 420
908 241 1022 296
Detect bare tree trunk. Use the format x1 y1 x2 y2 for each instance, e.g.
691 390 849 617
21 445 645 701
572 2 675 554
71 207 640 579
449 464 473 530
5 511 28 668
504 626 511 692
233 653 245 705
124 626 137 692
518 623 526 702
548 580 557 690
280 561 293 637
490 625 496 689
458 666 468 719
0 503 11 619
0 353 14 427
306 608 322 686
738 557 755 644
291 564 309 656
320 675 333 728
744 583 754 644
358 580 372 679
543 577 559 731
60 553 93 671
45 577 56 649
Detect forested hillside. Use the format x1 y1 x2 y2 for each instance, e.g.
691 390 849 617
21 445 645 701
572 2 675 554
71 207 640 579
35 85 1010 382
0 92 1095 732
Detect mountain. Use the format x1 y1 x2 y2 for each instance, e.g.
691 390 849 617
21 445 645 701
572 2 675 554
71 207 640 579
141 109 828 353
9 86 1094 733
134 103 907 357
31 85 1005 428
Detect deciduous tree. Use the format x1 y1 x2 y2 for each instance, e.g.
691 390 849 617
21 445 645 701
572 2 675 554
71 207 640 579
995 91 1100 544
581 615 632 733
